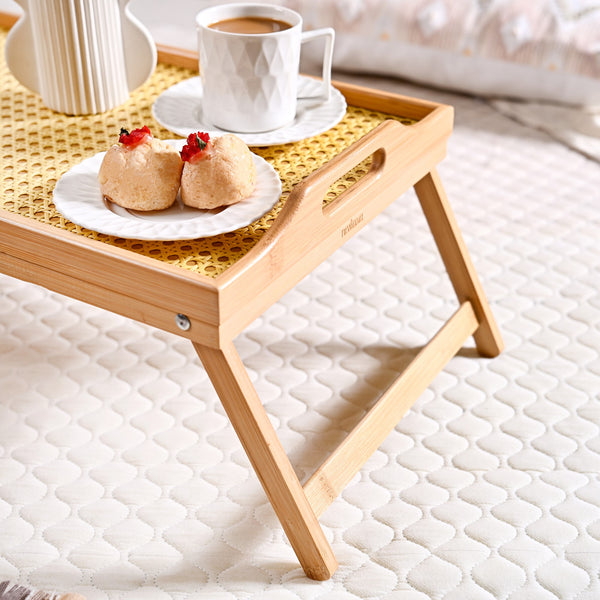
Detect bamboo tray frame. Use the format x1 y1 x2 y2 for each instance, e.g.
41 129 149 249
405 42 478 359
0 30 503 580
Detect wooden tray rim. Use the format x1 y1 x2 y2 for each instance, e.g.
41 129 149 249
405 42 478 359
0 15 453 344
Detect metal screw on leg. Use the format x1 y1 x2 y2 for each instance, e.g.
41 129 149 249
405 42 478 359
175 313 191 331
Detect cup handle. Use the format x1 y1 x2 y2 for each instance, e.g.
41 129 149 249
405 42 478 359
300 27 335 102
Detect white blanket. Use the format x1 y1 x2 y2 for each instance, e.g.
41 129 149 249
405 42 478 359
2 72 600 599
491 100 600 163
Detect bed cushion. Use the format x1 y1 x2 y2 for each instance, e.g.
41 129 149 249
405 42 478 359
287 0 600 105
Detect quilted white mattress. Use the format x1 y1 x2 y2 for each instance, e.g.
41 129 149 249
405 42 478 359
1 74 600 600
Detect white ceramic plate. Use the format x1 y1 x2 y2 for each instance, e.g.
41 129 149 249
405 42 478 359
152 75 347 146
53 141 282 241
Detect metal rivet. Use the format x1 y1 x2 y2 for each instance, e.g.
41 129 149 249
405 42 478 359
175 313 191 331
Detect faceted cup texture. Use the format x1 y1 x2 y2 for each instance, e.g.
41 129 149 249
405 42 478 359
200 29 301 133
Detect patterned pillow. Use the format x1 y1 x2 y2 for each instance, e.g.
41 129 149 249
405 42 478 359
283 0 600 105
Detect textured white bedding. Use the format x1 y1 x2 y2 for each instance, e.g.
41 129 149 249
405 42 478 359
1 73 600 599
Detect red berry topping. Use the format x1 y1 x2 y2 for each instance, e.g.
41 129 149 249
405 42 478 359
181 132 210 163
119 126 152 147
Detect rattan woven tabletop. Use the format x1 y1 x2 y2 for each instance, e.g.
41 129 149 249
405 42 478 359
0 29 416 278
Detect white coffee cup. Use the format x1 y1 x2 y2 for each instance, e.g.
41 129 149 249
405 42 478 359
195 3 335 133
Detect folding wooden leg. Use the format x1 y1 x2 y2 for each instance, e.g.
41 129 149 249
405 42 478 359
192 168 502 579
192 340 338 581
414 169 504 358
303 300 479 516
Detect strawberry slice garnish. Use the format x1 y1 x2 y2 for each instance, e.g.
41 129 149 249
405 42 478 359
119 126 152 147
180 132 210 163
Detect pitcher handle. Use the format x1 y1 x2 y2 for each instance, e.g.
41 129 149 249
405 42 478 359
118 0 157 92
5 0 41 95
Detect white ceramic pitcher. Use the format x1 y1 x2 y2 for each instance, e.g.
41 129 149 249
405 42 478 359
5 0 157 115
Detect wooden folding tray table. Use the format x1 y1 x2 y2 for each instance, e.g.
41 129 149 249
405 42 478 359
0 35 503 580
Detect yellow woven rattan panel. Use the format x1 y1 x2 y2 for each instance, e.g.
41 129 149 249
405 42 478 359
0 28 416 278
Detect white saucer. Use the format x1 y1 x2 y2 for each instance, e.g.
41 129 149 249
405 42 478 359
152 76 347 146
53 140 282 241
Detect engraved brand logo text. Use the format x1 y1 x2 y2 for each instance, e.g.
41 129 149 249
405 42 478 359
341 213 364 237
